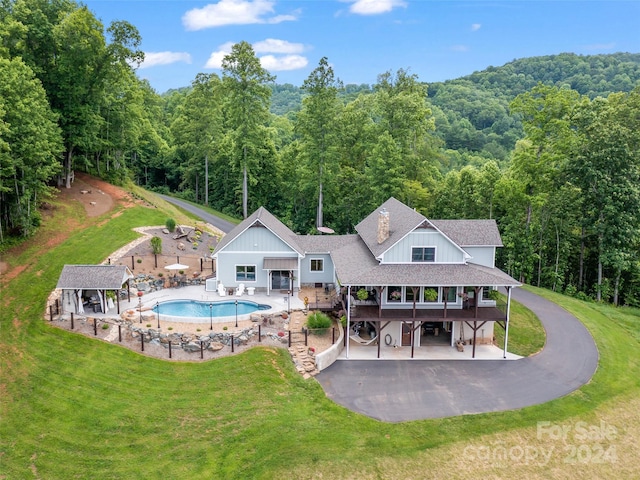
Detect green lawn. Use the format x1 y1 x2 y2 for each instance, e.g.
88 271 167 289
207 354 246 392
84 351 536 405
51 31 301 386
1 190 638 479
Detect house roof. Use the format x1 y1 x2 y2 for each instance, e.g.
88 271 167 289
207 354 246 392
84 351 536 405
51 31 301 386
329 235 519 287
430 220 503 247
355 197 425 259
56 265 133 290
213 207 304 256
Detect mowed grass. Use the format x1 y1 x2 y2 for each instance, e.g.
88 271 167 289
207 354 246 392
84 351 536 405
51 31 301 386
494 296 545 356
1 188 639 478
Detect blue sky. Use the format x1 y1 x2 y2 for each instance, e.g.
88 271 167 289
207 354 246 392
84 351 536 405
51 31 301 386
83 0 640 94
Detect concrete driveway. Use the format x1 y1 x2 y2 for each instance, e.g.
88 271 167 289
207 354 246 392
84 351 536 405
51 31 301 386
315 288 599 422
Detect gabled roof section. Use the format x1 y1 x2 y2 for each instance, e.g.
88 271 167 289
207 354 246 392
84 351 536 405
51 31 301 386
430 220 503 247
212 207 303 256
355 197 426 259
56 265 133 290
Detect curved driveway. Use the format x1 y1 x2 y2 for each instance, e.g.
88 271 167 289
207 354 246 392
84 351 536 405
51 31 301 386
315 288 599 421
156 196 599 422
158 194 237 233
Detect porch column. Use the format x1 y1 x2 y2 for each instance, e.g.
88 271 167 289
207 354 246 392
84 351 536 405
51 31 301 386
411 287 418 319
377 286 385 318
474 286 481 318
267 271 271 296
503 286 512 358
346 286 351 359
443 287 449 319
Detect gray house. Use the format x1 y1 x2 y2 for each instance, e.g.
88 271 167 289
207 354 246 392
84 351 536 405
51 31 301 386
212 197 521 358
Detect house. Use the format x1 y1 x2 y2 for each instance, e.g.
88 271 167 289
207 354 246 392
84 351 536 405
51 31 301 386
212 197 521 359
56 265 134 315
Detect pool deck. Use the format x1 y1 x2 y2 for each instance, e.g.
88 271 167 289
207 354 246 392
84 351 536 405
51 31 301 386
93 285 306 325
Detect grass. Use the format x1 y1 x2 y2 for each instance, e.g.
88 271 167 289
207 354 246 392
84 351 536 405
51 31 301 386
494 296 546 356
1 186 639 478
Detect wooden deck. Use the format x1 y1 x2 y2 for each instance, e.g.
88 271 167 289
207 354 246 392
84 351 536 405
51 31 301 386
352 305 507 323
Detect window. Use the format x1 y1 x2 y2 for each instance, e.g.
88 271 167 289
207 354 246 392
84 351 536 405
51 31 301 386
405 287 419 302
445 287 457 303
412 247 435 262
388 287 402 302
236 265 256 282
310 259 324 272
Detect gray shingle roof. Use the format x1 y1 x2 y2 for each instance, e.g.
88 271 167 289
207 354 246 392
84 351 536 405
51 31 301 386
355 197 425 258
430 219 503 246
56 265 133 290
213 207 303 256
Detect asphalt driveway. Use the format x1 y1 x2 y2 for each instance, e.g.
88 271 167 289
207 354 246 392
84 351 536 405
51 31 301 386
315 288 599 422
158 194 237 234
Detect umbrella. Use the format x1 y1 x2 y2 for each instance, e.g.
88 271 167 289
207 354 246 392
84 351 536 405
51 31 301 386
165 263 189 271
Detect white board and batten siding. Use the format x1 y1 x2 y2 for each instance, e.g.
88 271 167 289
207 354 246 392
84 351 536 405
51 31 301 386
216 226 298 288
299 253 334 285
381 231 466 264
463 247 496 268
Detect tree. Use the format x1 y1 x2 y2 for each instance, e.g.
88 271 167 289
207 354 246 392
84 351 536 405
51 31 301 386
222 41 275 218
296 57 343 229
569 90 640 303
0 56 62 239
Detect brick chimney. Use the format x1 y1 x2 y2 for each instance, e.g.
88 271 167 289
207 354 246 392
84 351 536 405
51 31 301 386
377 208 389 244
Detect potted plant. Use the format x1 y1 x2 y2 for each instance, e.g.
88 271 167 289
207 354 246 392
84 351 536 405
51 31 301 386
389 290 401 301
423 288 438 302
356 288 369 301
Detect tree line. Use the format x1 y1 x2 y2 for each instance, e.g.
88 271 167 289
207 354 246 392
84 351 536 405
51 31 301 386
1 1 639 306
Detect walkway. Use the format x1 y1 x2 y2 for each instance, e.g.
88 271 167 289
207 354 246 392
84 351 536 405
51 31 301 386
315 288 599 422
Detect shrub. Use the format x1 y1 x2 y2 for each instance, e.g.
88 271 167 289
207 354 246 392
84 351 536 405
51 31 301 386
167 327 173 331
102 323 109 330
356 288 369 301
423 288 438 302
146 324 151 328
136 258 142 264
150 236 162 255
165 218 176 232
306 311 332 334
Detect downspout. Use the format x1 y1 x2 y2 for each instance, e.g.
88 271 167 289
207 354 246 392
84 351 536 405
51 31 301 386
503 286 512 358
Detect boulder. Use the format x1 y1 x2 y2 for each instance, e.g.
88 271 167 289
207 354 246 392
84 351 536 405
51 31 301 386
208 341 224 352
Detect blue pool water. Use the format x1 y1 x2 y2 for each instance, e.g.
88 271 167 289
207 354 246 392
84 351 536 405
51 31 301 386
153 300 270 318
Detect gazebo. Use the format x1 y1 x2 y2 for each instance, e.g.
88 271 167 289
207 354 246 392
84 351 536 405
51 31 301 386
56 265 134 315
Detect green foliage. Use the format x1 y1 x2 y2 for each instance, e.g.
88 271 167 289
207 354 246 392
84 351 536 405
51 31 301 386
150 236 162 254
356 288 369 301
165 218 176 232
423 288 438 302
306 311 332 334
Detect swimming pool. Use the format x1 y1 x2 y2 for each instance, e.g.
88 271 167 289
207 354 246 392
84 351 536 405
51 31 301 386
153 299 270 320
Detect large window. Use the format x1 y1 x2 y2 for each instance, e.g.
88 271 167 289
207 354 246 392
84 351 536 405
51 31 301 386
412 247 435 262
388 286 402 302
310 259 324 272
236 265 256 282
405 287 419 302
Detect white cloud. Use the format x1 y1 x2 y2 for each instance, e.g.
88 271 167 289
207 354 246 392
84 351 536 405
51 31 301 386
205 39 308 71
346 0 407 15
253 38 305 54
259 54 308 71
450 45 469 52
471 23 481 32
139 51 192 69
183 0 297 30
204 41 236 69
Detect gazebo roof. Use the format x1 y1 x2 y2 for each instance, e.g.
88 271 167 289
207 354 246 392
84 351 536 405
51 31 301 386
56 265 133 290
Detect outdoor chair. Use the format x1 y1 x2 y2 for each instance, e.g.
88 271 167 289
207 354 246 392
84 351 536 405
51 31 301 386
218 283 227 296
235 283 245 296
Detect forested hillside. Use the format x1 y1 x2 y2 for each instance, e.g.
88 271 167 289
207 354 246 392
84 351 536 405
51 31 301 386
2 0 640 306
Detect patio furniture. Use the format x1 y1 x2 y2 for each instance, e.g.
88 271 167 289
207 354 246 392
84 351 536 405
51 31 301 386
235 283 245 296
217 283 227 296
247 287 255 296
